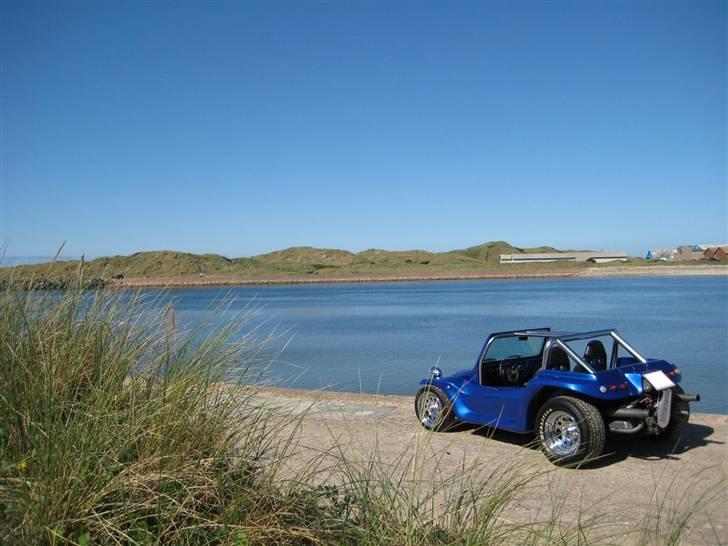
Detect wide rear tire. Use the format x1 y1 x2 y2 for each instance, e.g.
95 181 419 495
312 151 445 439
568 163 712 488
536 396 605 466
415 386 456 432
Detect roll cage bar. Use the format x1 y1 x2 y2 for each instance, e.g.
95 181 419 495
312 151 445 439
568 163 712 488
477 328 647 384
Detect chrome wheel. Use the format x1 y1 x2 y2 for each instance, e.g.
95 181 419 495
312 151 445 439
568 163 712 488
543 410 581 456
419 392 442 428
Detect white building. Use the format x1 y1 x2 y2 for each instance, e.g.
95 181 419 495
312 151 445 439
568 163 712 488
500 252 628 264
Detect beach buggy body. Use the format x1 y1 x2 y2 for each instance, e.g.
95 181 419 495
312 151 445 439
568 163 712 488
415 329 700 465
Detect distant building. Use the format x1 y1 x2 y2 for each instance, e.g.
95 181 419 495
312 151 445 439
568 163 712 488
646 243 728 261
500 252 628 264
645 248 677 261
676 245 705 261
703 246 728 261
694 243 728 251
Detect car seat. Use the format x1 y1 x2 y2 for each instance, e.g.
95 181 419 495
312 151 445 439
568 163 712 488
584 340 608 371
548 347 571 371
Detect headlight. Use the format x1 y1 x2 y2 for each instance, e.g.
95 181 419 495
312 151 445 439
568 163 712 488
428 366 442 379
642 378 653 393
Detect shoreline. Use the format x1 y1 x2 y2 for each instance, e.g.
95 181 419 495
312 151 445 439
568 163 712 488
112 264 728 288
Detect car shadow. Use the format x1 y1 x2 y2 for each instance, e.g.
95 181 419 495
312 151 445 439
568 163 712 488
452 422 541 449
450 422 720 468
592 423 720 467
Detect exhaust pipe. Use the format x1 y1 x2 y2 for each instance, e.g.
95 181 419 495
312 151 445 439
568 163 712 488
609 408 650 419
609 391 699 421
608 421 645 434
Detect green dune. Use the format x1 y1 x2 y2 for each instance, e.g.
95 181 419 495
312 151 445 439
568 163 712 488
1 241 630 281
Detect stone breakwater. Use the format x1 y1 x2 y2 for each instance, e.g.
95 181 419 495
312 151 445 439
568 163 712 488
581 265 728 277
112 265 728 287
3 265 726 290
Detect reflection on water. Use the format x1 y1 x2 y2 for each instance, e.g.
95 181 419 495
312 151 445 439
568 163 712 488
149 276 727 413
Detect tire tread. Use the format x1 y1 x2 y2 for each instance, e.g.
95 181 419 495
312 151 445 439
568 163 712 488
536 395 605 466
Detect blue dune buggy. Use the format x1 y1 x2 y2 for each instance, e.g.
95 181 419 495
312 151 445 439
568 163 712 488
415 329 700 465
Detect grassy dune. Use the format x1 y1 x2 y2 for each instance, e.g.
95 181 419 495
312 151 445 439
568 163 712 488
4 241 721 287
1 241 596 281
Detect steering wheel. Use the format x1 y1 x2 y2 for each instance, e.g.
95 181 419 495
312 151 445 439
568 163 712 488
499 359 521 386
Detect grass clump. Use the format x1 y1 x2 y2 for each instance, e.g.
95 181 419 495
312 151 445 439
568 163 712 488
0 287 316 544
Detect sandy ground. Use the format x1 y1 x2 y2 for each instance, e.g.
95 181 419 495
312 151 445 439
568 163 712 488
252 387 727 545
114 265 728 288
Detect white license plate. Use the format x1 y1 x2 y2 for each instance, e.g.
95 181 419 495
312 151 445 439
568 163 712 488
643 370 675 391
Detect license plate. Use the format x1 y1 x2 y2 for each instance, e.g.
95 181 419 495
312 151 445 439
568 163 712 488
643 370 676 391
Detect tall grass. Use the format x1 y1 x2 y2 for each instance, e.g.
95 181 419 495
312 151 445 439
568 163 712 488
0 287 307 544
0 285 718 545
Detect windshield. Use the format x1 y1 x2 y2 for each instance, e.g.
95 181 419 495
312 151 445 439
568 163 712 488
483 335 545 362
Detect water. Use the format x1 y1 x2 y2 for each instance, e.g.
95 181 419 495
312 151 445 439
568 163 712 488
157 276 727 414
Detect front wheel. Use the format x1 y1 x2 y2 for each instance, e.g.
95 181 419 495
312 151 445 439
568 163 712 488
536 396 605 466
415 386 456 431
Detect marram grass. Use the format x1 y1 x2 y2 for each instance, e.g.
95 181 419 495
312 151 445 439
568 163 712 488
0 285 717 545
0 287 304 544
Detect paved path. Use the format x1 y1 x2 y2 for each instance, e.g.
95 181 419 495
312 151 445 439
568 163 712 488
254 388 728 545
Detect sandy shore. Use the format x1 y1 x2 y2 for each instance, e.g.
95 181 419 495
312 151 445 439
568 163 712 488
114 265 728 288
252 387 727 545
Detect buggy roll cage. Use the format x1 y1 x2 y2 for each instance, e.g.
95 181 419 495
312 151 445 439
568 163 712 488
477 328 648 383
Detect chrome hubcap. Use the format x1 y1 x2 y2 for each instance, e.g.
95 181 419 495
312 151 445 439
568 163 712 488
419 393 441 428
543 411 581 456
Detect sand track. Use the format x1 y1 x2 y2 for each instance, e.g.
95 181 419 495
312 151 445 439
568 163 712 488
253 387 728 545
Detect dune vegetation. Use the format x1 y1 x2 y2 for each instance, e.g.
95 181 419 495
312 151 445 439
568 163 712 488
0 281 719 545
1 241 601 282
4 241 720 288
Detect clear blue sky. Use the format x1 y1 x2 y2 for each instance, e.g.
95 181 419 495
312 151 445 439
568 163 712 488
1 1 725 258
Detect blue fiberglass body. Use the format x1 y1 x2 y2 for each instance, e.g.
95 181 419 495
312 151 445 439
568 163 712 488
419 330 683 434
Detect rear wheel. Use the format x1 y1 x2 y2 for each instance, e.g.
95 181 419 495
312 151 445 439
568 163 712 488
536 396 605 466
415 386 456 431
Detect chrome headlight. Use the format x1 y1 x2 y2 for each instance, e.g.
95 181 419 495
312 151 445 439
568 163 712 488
428 366 442 379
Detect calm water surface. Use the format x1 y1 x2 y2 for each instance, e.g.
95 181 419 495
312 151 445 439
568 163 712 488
157 276 727 414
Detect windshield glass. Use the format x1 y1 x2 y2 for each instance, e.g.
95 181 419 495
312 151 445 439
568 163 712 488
483 335 545 362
